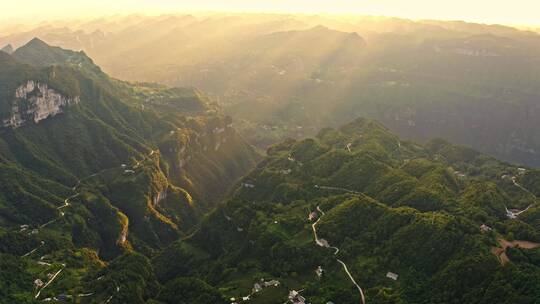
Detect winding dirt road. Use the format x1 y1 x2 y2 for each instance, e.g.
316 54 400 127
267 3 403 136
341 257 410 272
35 267 64 299
315 185 362 195
512 177 537 199
311 206 366 304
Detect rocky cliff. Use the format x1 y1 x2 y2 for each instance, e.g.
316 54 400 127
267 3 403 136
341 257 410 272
3 80 79 128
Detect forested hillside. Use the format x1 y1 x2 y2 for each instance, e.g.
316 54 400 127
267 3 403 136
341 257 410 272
0 40 259 303
151 118 540 304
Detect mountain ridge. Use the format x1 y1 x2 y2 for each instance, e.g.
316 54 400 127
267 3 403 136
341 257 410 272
0 43 13 54
0 40 259 272
150 117 540 304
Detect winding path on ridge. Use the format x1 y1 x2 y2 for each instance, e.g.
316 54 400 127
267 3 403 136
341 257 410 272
503 176 538 219
35 267 64 299
38 149 157 231
314 185 362 195
311 205 366 304
511 176 537 200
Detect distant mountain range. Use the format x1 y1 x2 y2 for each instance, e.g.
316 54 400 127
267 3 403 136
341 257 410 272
3 14 540 167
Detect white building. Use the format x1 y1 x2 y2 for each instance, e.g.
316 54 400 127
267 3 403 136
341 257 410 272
253 283 262 293
315 266 324 278
316 238 330 248
288 290 306 304
263 280 280 287
480 224 492 233
34 279 44 288
386 272 399 280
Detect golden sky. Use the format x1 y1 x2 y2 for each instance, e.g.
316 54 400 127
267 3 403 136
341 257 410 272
2 0 539 26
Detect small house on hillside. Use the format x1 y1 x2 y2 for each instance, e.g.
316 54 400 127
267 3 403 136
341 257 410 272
315 266 324 278
480 224 492 233
34 279 44 288
316 238 330 248
253 283 262 293
263 280 280 287
288 290 306 304
242 182 255 188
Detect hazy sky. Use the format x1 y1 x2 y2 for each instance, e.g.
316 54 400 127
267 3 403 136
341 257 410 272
2 0 540 26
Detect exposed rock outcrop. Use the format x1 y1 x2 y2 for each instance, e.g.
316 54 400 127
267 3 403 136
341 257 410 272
152 189 168 207
3 80 80 128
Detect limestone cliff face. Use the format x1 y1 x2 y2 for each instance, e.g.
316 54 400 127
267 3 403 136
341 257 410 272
152 189 168 207
3 80 80 128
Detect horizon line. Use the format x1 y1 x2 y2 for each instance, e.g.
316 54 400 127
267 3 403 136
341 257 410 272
1 10 539 30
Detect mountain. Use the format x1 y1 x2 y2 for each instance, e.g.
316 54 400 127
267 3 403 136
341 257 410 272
13 37 84 66
3 15 540 167
150 118 540 304
3 16 540 303
1 44 13 54
3 83 540 302
0 39 259 303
